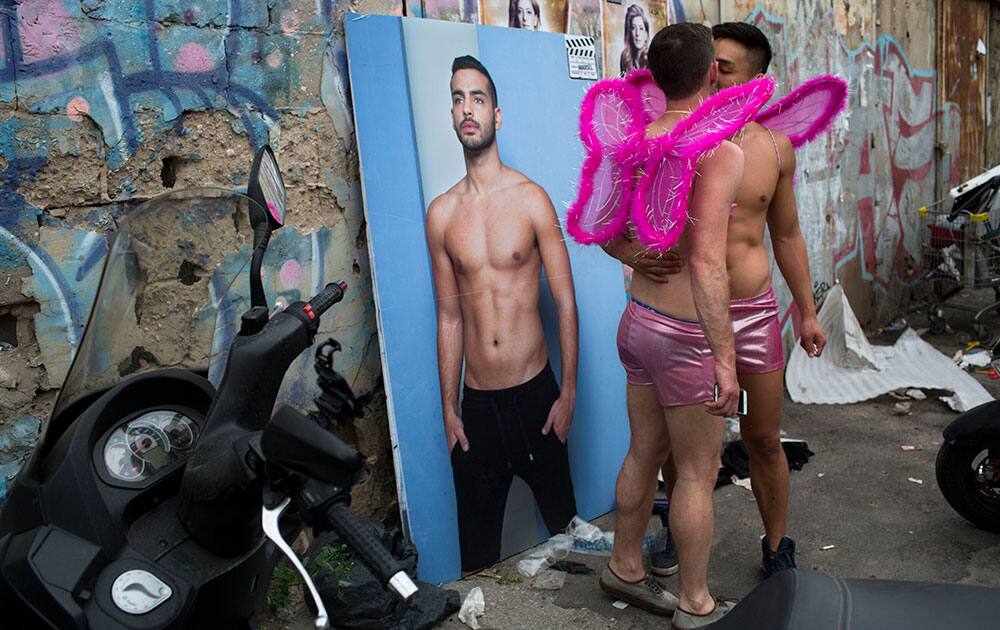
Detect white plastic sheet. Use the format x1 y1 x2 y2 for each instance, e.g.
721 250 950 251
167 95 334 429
785 285 993 412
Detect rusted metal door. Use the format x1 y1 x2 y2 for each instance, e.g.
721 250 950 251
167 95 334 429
937 0 989 185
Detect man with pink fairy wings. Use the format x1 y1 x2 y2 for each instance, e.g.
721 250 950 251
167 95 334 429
642 22 830 583
597 23 743 628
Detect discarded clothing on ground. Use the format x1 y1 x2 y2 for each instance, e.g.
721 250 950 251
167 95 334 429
308 518 460 629
716 439 814 488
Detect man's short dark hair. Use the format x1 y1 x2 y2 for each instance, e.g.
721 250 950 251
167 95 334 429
451 55 498 106
648 23 715 100
712 22 772 74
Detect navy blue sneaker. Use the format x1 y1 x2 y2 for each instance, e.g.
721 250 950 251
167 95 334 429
650 526 678 577
761 536 796 579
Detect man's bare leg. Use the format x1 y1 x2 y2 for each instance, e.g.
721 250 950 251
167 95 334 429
665 404 724 614
738 369 788 549
608 384 670 581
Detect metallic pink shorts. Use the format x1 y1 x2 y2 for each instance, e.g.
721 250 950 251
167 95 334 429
617 299 715 407
731 288 784 375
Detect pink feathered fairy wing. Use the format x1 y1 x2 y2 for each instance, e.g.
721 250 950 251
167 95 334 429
625 69 667 124
755 75 849 148
631 76 775 252
567 78 647 245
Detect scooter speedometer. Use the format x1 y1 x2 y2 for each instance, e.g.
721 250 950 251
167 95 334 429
100 410 200 485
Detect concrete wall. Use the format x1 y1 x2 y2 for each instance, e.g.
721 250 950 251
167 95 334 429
0 0 400 516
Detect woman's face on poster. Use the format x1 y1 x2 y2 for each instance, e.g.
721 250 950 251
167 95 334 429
629 14 648 49
516 0 539 30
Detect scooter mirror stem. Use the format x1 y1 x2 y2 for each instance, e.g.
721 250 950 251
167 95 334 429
249 223 272 310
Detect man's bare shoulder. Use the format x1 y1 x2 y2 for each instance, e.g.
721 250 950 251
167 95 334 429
502 167 539 192
770 128 796 175
426 197 456 243
502 169 554 213
427 183 466 227
702 138 744 172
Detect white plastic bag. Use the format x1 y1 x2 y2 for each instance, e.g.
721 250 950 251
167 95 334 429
457 587 485 629
517 533 573 577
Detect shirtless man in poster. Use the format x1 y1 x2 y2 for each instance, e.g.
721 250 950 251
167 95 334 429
426 56 580 574
638 22 829 582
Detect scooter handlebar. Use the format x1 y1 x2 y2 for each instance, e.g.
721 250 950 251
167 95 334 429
321 503 418 600
308 282 348 318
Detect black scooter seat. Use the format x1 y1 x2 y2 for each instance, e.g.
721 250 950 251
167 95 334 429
709 569 1000 629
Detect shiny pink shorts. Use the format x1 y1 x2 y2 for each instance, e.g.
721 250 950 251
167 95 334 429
731 288 784 375
617 289 784 407
617 299 715 407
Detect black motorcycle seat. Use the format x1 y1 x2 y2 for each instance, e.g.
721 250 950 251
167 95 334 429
709 569 1000 629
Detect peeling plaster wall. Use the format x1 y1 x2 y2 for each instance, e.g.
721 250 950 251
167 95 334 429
0 0 399 518
718 0 956 345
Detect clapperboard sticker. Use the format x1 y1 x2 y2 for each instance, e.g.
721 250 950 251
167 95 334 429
565 35 598 81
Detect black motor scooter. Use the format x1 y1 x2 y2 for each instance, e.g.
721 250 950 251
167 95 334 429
0 146 416 629
936 398 1000 534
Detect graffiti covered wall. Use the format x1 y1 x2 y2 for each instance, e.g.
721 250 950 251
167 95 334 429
718 0 956 348
0 0 400 516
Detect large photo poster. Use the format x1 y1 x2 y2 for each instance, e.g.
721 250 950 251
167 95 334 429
602 0 675 77
345 15 631 583
478 0 569 32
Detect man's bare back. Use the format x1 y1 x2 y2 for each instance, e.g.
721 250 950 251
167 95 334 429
627 114 743 322
428 166 555 389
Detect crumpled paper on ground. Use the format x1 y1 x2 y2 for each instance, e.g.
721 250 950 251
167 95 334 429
785 285 993 412
458 587 485 629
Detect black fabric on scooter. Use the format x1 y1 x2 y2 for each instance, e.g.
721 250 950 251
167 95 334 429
307 518 460 629
709 569 1000 630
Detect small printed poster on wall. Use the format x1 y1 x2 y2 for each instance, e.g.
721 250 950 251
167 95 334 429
407 0 480 22
478 0 568 33
602 0 678 77
567 0 603 76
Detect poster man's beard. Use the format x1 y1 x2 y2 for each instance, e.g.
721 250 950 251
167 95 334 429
457 127 496 151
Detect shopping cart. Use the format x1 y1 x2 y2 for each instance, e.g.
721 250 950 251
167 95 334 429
919 164 1000 340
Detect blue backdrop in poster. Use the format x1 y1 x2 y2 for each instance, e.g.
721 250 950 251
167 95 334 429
346 14 630 584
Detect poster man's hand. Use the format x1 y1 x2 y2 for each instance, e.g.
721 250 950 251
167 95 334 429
445 414 469 453
542 394 574 443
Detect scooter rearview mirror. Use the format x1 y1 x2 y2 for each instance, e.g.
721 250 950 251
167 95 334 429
247 145 286 231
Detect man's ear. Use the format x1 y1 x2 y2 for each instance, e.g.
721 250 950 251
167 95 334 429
495 106 502 131
709 60 719 87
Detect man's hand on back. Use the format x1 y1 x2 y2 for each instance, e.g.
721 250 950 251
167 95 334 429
602 237 684 283
631 250 684 283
